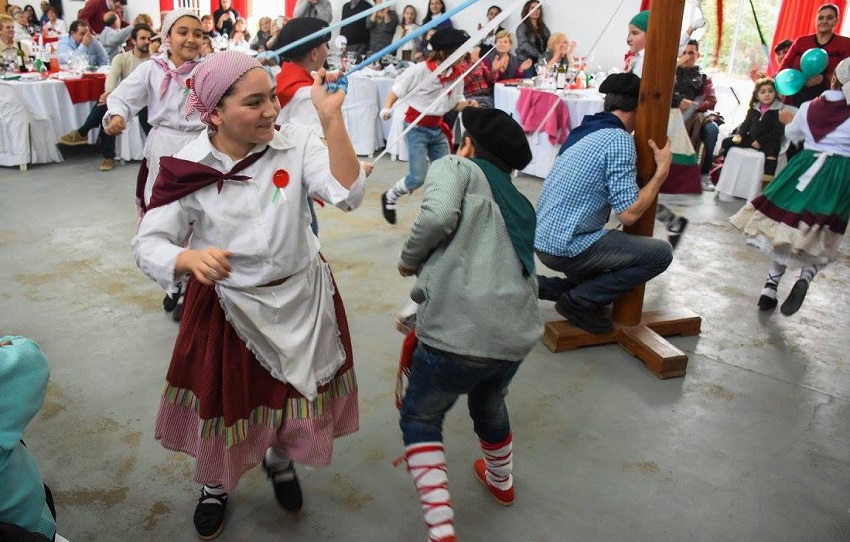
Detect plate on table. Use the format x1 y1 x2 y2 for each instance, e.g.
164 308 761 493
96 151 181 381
19 72 43 80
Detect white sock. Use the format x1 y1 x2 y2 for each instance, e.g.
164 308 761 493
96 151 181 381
799 264 823 284
385 178 410 203
265 447 291 467
761 261 786 299
201 484 227 504
406 443 454 541
480 436 513 491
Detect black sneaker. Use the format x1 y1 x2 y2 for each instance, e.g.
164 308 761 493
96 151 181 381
381 192 397 225
757 282 778 311
262 456 303 514
163 282 182 312
780 279 809 316
667 217 689 250
193 487 227 540
537 275 576 301
554 294 613 335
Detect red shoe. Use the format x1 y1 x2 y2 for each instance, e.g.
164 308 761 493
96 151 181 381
473 458 514 506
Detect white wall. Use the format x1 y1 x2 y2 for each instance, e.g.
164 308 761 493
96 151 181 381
62 0 705 72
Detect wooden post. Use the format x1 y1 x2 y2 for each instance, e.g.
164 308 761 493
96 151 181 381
612 0 684 326
542 0 702 379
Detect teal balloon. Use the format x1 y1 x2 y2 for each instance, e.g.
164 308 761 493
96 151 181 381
800 47 828 77
774 69 806 96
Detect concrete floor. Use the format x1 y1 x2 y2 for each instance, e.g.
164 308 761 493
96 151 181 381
1 146 849 542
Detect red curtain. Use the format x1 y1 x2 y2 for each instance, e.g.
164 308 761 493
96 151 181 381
771 0 847 70
285 0 295 18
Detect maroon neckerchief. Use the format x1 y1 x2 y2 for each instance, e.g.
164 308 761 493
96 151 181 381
147 146 270 210
807 96 850 142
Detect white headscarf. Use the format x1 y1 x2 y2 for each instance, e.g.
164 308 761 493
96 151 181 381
159 9 200 43
833 57 850 104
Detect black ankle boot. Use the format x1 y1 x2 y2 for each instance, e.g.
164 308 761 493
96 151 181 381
193 486 227 540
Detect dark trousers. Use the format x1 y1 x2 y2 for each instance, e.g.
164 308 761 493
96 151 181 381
77 103 114 159
720 136 781 175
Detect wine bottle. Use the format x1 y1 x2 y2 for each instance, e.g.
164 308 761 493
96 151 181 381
555 60 567 90
16 42 28 72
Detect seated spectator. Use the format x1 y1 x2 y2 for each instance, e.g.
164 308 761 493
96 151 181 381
365 0 398 54
23 4 38 32
200 14 220 38
0 14 26 55
422 0 453 30
294 0 332 23
201 34 214 55
43 8 66 34
460 48 494 108
229 29 250 49
37 0 49 27
251 16 272 51
515 0 549 75
393 4 420 61
58 24 153 171
484 30 532 83
720 77 785 180
534 73 673 334
478 4 505 50
12 8 32 40
415 27 437 62
57 20 109 66
546 32 575 68
233 16 250 41
264 15 288 51
0 336 56 542
674 39 719 189
100 10 132 60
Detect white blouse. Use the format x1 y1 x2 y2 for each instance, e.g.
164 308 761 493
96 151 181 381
105 55 207 133
133 125 366 293
786 90 850 156
391 60 464 116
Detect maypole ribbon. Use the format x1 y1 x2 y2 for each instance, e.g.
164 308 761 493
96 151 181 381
371 0 538 164
257 0 404 62
325 0 487 92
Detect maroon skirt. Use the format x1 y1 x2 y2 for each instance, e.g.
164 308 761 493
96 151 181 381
154 268 359 492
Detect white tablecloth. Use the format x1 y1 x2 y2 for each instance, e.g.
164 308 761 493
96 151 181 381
494 83 605 178
5 78 145 163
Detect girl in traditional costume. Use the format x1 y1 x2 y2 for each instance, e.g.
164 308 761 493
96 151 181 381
132 51 364 539
731 58 850 315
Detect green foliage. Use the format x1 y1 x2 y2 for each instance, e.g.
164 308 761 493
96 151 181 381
698 0 782 76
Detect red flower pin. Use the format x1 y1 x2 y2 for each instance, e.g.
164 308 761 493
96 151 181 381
272 169 290 203
273 169 289 189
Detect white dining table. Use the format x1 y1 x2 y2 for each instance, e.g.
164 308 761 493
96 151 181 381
494 83 605 178
4 77 145 163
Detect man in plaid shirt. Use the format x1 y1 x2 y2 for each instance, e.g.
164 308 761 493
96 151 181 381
534 73 674 334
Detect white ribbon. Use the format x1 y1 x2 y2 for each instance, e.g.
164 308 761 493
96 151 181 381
796 151 830 192
372 0 540 165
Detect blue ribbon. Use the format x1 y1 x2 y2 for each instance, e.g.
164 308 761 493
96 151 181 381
258 0 404 63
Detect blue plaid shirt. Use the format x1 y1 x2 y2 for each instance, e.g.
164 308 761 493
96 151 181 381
535 127 639 257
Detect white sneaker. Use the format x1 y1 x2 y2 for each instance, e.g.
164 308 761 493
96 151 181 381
701 174 715 192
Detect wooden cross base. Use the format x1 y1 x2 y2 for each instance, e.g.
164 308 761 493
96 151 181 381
542 308 702 379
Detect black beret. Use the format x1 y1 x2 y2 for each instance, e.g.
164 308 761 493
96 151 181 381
273 17 330 60
428 28 470 52
462 107 532 171
599 72 641 97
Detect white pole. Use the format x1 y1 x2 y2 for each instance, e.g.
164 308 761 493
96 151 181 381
727 0 745 78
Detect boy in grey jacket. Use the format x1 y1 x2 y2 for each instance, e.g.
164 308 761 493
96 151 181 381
396 108 542 542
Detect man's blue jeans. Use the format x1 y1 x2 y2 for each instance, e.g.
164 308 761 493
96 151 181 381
701 121 719 174
400 343 521 446
403 124 449 193
536 230 673 310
